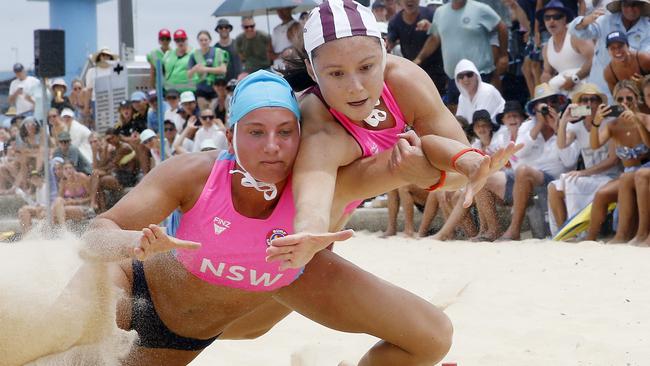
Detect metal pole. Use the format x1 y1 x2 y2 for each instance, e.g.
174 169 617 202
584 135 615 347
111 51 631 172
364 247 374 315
156 59 165 160
40 79 51 224
117 0 135 60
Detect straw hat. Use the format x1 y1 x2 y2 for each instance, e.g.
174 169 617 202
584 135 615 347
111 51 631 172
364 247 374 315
92 47 118 63
607 0 650 16
570 83 607 104
525 83 566 115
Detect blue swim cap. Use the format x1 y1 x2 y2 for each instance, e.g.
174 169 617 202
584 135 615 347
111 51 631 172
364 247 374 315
228 70 300 128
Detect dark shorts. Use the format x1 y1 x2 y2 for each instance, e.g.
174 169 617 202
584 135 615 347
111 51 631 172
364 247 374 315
194 87 217 101
503 169 555 206
130 260 220 350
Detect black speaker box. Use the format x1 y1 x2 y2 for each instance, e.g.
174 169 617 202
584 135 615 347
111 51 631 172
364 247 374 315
34 29 65 78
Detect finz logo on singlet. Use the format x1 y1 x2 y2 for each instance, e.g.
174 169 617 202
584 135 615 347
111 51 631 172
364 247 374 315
266 228 288 246
213 216 231 235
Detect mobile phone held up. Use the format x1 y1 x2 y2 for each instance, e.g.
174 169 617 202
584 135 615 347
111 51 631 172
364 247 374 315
570 105 591 120
608 105 625 118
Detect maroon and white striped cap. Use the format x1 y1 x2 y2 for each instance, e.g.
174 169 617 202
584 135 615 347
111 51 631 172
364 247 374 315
303 0 382 58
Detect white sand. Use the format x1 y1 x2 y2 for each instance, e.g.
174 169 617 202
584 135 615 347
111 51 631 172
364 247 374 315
2 232 649 365
191 232 650 366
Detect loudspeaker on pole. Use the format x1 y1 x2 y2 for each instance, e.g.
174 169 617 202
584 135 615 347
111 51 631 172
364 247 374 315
34 29 65 77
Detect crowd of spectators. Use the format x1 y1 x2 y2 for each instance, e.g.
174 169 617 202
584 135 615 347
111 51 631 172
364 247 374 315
1 0 650 246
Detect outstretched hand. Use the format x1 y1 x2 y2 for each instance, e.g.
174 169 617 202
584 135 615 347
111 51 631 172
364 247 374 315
266 229 354 270
456 142 523 208
134 224 201 261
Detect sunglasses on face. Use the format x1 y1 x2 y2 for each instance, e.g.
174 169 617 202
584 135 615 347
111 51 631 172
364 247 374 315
617 96 635 103
164 127 175 132
166 96 179 100
217 26 230 30
544 13 565 21
243 25 255 29
457 71 475 80
174 39 186 43
579 96 601 104
48 114 58 118
200 115 215 120
159 37 171 41
59 140 70 144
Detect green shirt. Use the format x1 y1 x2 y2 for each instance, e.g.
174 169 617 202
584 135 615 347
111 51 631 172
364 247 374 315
235 32 271 73
162 49 194 92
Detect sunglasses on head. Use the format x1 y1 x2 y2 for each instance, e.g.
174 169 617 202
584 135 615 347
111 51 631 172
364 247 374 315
243 25 255 29
544 13 565 21
201 115 215 120
617 96 634 103
579 96 601 104
457 71 475 80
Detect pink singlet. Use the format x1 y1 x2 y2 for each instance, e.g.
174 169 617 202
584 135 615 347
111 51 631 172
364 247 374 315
306 82 407 213
174 151 303 292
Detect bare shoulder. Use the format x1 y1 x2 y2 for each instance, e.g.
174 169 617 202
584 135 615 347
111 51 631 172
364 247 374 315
384 55 442 122
299 92 346 137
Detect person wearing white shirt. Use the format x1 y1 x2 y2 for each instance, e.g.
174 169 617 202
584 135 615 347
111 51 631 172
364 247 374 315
454 59 505 124
8 63 40 116
61 108 92 164
191 110 228 153
270 7 298 70
500 84 579 240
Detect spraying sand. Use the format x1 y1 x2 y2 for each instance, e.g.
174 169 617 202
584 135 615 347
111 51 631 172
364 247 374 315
2 232 649 365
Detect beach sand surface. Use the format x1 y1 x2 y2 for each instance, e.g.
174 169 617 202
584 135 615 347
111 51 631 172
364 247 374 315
190 232 650 366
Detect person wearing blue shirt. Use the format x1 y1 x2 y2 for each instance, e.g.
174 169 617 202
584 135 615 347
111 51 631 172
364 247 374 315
569 0 650 102
145 90 170 133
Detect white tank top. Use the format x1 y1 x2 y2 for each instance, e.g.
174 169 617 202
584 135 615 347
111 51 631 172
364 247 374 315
547 33 586 74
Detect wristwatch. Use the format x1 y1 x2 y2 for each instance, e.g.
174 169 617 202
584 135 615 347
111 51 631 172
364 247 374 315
571 74 580 84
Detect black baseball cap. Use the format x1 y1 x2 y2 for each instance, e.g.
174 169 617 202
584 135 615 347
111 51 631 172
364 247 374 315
13 63 24 73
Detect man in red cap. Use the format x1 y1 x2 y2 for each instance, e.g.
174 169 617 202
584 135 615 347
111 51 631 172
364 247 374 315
162 29 195 93
147 29 172 89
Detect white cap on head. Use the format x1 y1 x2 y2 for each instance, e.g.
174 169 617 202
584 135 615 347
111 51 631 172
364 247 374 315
60 108 75 118
303 0 385 70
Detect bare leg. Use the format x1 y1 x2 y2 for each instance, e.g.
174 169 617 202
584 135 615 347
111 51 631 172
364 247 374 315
585 179 619 241
609 172 637 243
472 189 501 241
632 169 650 244
417 192 439 237
89 171 102 211
522 57 535 97
381 190 399 237
432 191 467 241
500 166 544 240
18 206 33 233
275 250 453 366
52 197 66 226
397 186 415 237
548 182 567 230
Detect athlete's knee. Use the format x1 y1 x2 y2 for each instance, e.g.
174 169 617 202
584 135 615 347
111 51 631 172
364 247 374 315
413 310 453 364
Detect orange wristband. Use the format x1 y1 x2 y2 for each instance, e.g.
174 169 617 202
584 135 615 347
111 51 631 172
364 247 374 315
426 170 446 192
451 148 486 171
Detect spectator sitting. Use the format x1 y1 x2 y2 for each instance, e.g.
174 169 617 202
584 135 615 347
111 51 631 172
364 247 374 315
270 7 299 71
52 160 93 230
587 79 649 242
50 78 74 113
88 132 113 212
68 79 87 122
214 19 243 81
16 116 43 190
130 91 150 128
53 131 92 176
569 0 650 102
499 83 578 240
0 140 21 194
372 0 388 22
163 89 184 131
235 16 272 73
629 75 650 245
382 184 434 238
191 109 227 153
17 169 51 234
147 29 172 90
179 91 201 129
163 29 194 93
389 0 447 95
60 108 92 164
139 129 169 171
187 30 229 110
162 120 187 156
603 31 650 94
146 90 169 132
8 63 39 116
454 59 505 123
538 1 594 93
547 83 621 236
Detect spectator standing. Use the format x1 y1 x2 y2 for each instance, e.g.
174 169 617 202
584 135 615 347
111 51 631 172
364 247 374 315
235 16 272 73
147 29 172 90
499 83 578 240
418 0 509 103
603 31 650 93
547 83 620 235
271 7 299 71
454 59 505 123
84 47 118 118
569 0 650 102
191 109 227 153
53 132 92 176
163 29 194 93
214 19 243 81
187 30 229 109
8 63 39 116
538 1 594 93
389 0 447 95
60 108 92 164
